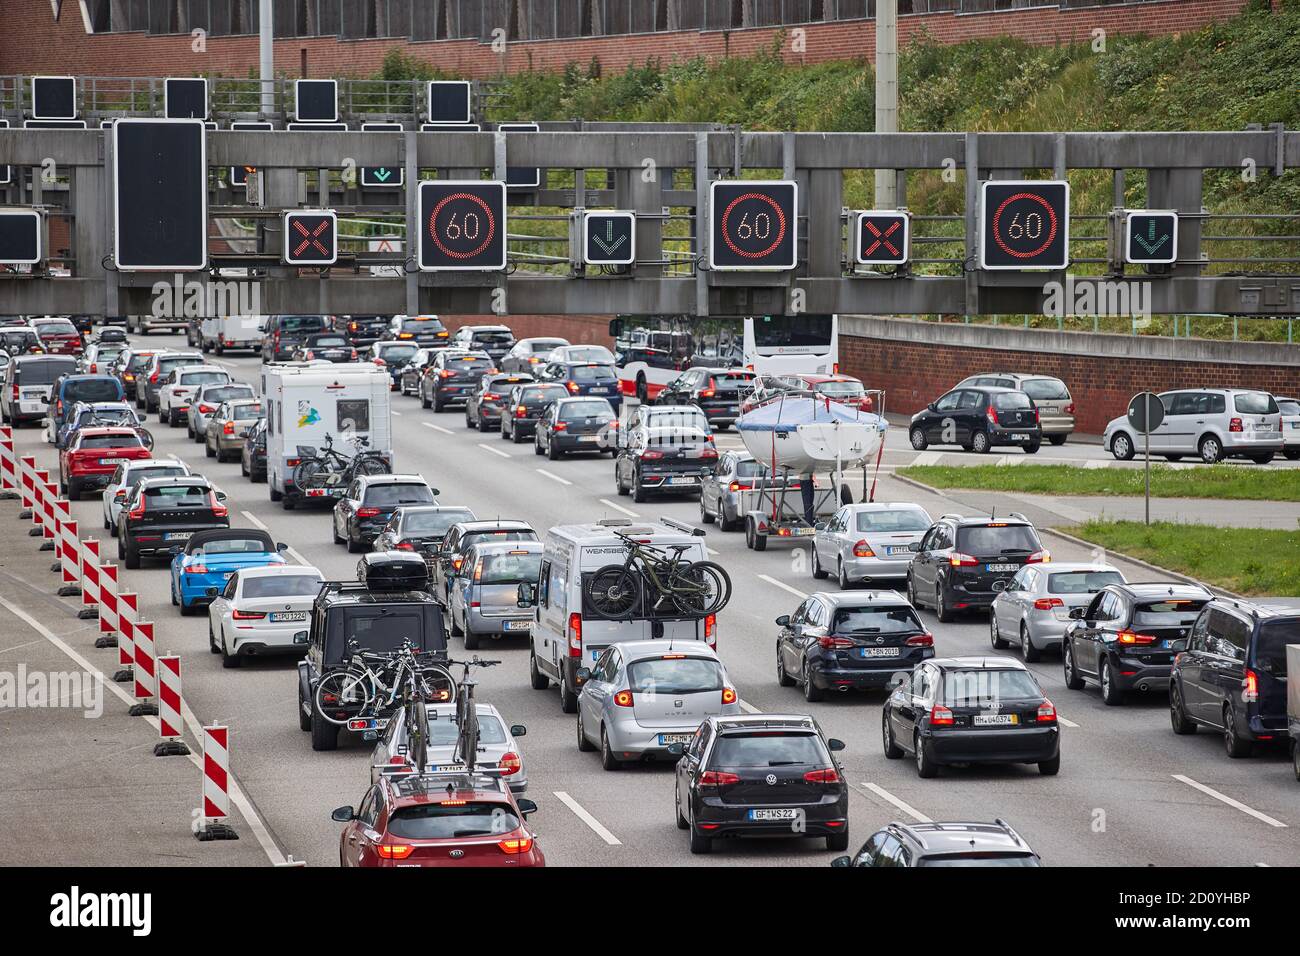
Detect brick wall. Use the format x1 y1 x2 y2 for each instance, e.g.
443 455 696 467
839 326 1300 435
0 1 1255 80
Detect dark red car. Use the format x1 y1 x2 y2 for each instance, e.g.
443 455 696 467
333 772 544 868
59 426 152 499
31 317 83 356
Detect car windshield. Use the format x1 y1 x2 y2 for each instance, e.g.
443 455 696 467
815 381 863 396
16 359 77 384
1277 399 1300 416
1256 619 1299 677
477 552 542 585
364 484 435 507
128 466 186 486
242 574 322 598
832 606 924 634
197 537 271 555
65 379 123 403
387 803 519 840
201 386 255 403
36 320 77 335
563 346 614 363
472 331 513 345
1234 391 1278 415
569 364 616 382
424 712 507 747
627 657 724 694
919 854 1040 868
956 525 1040 555
232 404 265 421
941 669 1042 705
855 510 930 533
77 434 142 449
994 391 1033 409
1048 571 1124 594
1021 378 1070 401
179 371 228 386
711 732 826 768
559 401 615 421
1133 599 1209 626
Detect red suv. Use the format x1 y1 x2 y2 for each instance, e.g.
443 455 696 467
59 427 152 499
333 772 544 868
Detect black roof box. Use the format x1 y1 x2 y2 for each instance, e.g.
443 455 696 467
357 551 429 592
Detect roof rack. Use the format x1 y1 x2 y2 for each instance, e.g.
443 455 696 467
659 515 705 537
994 818 1027 848
596 517 633 527
938 513 964 522
1006 512 1029 522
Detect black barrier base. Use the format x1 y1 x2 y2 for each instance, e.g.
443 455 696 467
18 509 31 519
27 527 42 537
76 607 98 620
94 635 117 649
56 585 80 597
38 541 53 551
128 702 158 717
195 823 239 842
153 740 191 757
0 491 18 499
112 668 133 683
49 562 60 572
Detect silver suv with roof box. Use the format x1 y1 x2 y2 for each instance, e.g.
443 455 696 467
957 373 1075 444
1102 388 1283 464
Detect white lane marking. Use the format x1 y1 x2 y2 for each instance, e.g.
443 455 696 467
535 468 572 486
0 597 288 864
478 443 511 459
422 422 453 436
738 699 761 714
598 498 639 518
862 782 932 823
240 510 269 531
552 791 622 846
757 573 807 600
1172 774 1287 828
912 451 942 466
284 546 311 567
391 410 402 417
1056 714 1080 729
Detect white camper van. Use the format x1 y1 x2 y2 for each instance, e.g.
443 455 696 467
200 315 265 354
528 517 719 713
262 364 393 509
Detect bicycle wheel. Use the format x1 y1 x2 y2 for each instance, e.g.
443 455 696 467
584 565 642 620
351 453 390 477
314 669 376 726
293 456 330 489
418 664 457 704
407 696 430 772
456 690 480 771
670 561 732 617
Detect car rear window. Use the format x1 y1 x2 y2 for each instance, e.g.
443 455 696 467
158 356 203 374
919 854 1040 868
77 433 142 449
128 466 186 485
472 331 513 345
77 407 135 426
628 657 723 694
36 320 77 335
941 669 1042 705
649 408 709 430
855 509 930 533
196 537 271 555
647 427 709 446
563 346 614 363
560 400 616 420
402 319 444 332
364 484 435 507
378 344 419 361
201 386 255 404
815 381 863 396
424 713 507 747
451 357 492 370
179 371 228 386
344 609 425 653
710 373 755 390
127 354 156 372
1021 378 1070 401
831 606 924 634
65 379 123 403
735 460 767 478
521 385 567 403
144 484 210 505
1234 392 1278 415
310 336 349 348
1133 599 1209 626
277 316 326 332
1255 619 1299 677
387 803 519 840
232 404 265 421
711 732 826 768
993 391 1033 409
402 509 475 536
569 364 616 382
529 340 566 353
15 359 77 384
955 524 1041 555
243 574 322 598
476 551 541 585
1047 571 1124 594
1277 399 1300 416
464 529 536 548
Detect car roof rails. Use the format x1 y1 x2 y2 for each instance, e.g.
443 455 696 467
994 818 1028 847
938 513 964 522
596 517 634 527
659 515 705 536
1006 512 1029 522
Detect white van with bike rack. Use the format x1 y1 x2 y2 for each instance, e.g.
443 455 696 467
263 364 393 509
527 516 721 713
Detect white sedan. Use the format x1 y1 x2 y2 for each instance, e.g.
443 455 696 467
100 457 191 533
207 565 324 668
158 366 231 427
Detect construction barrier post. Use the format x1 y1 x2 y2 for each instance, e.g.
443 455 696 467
17 454 35 519
50 499 71 570
28 470 50 537
95 562 120 649
77 538 101 620
37 480 58 547
0 425 18 498
128 620 158 717
196 725 238 841
57 519 81 597
112 592 138 683
154 656 190 757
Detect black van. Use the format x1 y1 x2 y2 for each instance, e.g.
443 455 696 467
1170 598 1300 757
296 581 447 751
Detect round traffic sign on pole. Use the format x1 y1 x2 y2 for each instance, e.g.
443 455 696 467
1126 392 1165 434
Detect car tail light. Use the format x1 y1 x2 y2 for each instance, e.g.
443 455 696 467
700 446 718 460
451 557 463 571
1026 549 1051 564
929 705 955 726
1065 402 1076 415
699 387 715 399
852 539 875 558
198 404 216 414
1229 417 1243 433
56 399 64 415
818 635 855 650
183 564 210 575
705 612 716 648
1034 598 1064 610
388 754 409 766
949 552 980 567
232 609 267 620
641 449 663 459
986 404 999 425
439 369 455 379
209 492 228 518
436 330 449 338
721 686 737 705
127 499 146 520
905 632 934 648
482 392 501 402
804 768 841 784
472 559 483 582
376 844 414 860
498 752 522 776
89 363 97 373
832 363 840 374
1033 406 1041 423
728 481 750 492
223 421 235 435
613 689 633 707
286 457 301 468
699 771 740 787
516 405 527 417
149 371 159 384
1037 700 1058 723
552 421 568 432
567 612 582 657
395 540 414 551
497 835 533 855
398 332 414 340
348 322 358 331
566 381 580 394
1116 630 1157 645
11 384 18 400
1242 669 1259 703
350 350 358 360
357 507 381 518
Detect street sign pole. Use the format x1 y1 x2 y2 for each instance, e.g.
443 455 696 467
1127 391 1164 526
1144 392 1151 526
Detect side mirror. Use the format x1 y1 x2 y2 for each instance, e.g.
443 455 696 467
830 855 853 868
575 667 592 683
516 798 538 817
608 318 623 338
429 488 440 497
666 742 686 757
510 724 527 737
330 805 356 823
909 542 922 553
216 490 228 501
1068 606 1087 620
827 738 846 753
775 614 791 627
1170 639 1188 653
205 587 218 598
927 402 937 412
814 521 827 532
277 542 288 551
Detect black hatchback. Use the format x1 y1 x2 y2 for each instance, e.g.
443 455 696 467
671 715 849 855
117 475 230 569
536 396 618 460
909 386 1042 455
500 382 569 443
908 513 1049 621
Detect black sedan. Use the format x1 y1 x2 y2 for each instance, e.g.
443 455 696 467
421 350 494 411
241 417 268 482
292 334 357 363
535 396 618 461
465 371 535 432
882 657 1060 778
672 714 849 855
500 382 569 443
117 476 230 569
371 504 477 557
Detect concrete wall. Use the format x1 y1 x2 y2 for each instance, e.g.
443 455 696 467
838 316 1300 434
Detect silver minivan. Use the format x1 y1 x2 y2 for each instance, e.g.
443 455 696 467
958 373 1075 444
449 540 544 650
1102 388 1283 464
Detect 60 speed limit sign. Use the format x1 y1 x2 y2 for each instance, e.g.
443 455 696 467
708 181 798 271
978 180 1070 270
417 181 507 272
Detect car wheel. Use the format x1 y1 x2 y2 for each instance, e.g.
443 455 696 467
346 527 363 553
675 790 689 830
422 392 433 409
546 439 560 461
837 560 854 591
463 628 480 651
688 826 712 855
636 377 648 403
1024 442 1041 455
600 726 621 771
1048 434 1067 446
576 707 595 752
719 506 740 533
477 415 490 433
1249 452 1274 465
559 676 578 714
882 710 903 759
1163 455 1184 462
826 831 850 852
776 644 794 687
632 471 647 503
935 584 953 623
332 518 343 545
909 426 928 451
914 732 938 778
310 703 338 751
1111 432 1135 461
1198 435 1223 465
971 430 991 454
907 571 919 608
209 624 220 654
270 486 282 502
1020 623 1041 662
801 662 824 702
1038 753 1061 776
1170 683 1197 735
700 495 715 525
529 650 550 690
124 543 140 570
220 636 242 668
171 581 178 606
534 435 545 457
205 441 215 458
811 547 826 579
1223 703 1253 758
1284 448 1300 461
990 614 1009 649
1062 642 1085 690
464 412 474 429
1099 657 1124 705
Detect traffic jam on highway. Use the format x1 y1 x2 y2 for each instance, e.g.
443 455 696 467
3 311 1298 870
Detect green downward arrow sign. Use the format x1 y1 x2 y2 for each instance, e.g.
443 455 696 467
1133 217 1171 255
591 217 628 256
372 168 392 182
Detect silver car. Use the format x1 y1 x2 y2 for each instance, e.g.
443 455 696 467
700 451 801 532
957 373 1075 444
448 541 542 650
1277 396 1300 460
187 381 256 441
575 639 740 769
369 702 528 792
1102 388 1283 464
812 502 932 589
990 562 1126 661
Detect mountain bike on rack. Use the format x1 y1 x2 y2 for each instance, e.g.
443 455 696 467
439 656 501 771
314 639 453 727
293 432 390 496
584 530 732 620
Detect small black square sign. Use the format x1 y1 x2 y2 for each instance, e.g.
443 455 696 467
1125 210 1178 265
583 211 635 266
854 210 909 266
283 210 338 266
0 210 42 265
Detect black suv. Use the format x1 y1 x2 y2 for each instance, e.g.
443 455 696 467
833 819 1040 868
655 367 756 430
500 382 569 443
342 315 392 348
536 396 619 461
614 416 718 500
907 513 1049 621
1062 582 1213 705
670 714 848 855
776 591 934 702
1170 598 1298 757
908 386 1042 455
420 350 494 411
116 475 230 569
465 371 535 432
297 580 448 751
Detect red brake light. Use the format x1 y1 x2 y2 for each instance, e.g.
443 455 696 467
451 557 463 571
949 552 980 567
818 635 855 650
705 612 717 647
439 369 455 379
700 446 718 460
516 405 527 417
1065 402 1076 415
699 771 740 787
183 564 210 575
721 686 737 705
566 381 580 394
198 404 216 414
641 449 663 459
499 752 522 776
1229 417 1243 432
552 421 568 432
1034 597 1064 610
613 689 633 707
567 612 582 657
357 507 381 518
395 540 414 551
1037 700 1058 723
127 499 146 520
852 539 875 558
905 632 934 648
986 404 999 425
209 492 228 519
803 768 841 784
1116 630 1157 645
232 609 267 620
223 421 235 435
699 387 715 398
929 705 955 726
376 844 414 860
149 371 159 383
1242 669 1259 703
497 835 533 855
1026 549 1051 564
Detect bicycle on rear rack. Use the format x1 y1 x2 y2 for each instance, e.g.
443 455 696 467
584 529 732 621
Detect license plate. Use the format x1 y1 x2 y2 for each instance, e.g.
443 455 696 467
791 526 816 536
346 717 389 731
590 648 603 660
589 388 609 394
1009 433 1029 441
305 488 340 497
859 647 900 658
165 532 192 541
503 620 531 631
987 563 1018 573
668 476 697 485
271 611 307 622
973 714 1019 726
749 808 799 821
658 734 693 745
579 435 599 443
100 457 129 465
885 546 909 556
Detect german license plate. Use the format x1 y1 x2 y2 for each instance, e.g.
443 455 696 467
791 526 816 536
1010 433 1029 441
885 546 909 556
668 476 697 485
100 457 128 465
859 647 900 658
973 713 1018 726
504 620 531 631
589 388 609 394
987 563 1018 573
749 808 799 821
271 611 307 622
579 435 599 443
658 733 693 745
346 717 389 731
165 531 192 541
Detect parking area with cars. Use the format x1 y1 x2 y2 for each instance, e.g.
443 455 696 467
1 322 1297 871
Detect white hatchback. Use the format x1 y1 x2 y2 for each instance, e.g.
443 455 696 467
158 366 231 427
101 458 191 533
207 565 324 668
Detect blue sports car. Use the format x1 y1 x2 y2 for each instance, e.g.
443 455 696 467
170 529 288 615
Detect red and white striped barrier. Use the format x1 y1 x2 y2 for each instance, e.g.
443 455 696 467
28 469 50 537
95 562 119 649
18 454 36 517
49 498 71 568
56 517 81 595
77 538 101 620
197 725 237 839
129 619 157 716
154 656 190 757
37 477 58 542
113 591 139 682
0 425 17 496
